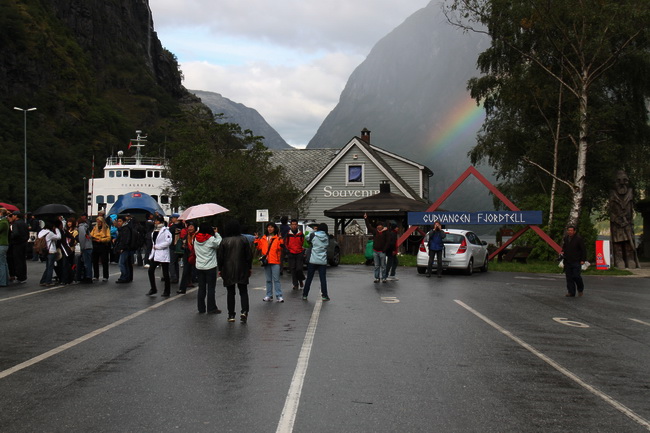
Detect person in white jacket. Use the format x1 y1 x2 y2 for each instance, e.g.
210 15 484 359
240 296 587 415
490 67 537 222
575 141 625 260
147 215 172 297
38 221 61 286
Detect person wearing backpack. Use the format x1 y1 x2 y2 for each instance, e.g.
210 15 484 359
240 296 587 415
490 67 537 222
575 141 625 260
77 213 93 284
38 221 61 287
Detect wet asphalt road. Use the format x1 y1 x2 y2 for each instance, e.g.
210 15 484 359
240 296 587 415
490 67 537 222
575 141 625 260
0 261 649 433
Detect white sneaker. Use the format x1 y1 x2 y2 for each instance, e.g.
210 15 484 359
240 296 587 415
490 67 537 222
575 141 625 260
277 297 284 303
263 296 273 302
143 264 150 268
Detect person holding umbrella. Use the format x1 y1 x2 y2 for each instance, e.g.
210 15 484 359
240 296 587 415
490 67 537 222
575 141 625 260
193 222 222 313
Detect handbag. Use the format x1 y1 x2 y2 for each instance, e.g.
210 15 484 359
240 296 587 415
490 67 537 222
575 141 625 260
260 237 275 267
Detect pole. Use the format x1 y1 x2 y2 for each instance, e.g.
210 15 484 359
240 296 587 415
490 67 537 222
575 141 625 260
14 107 37 212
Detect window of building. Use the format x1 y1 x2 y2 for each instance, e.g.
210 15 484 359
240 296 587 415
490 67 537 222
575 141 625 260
96 195 104 204
347 164 364 185
116 171 122 178
160 195 169 204
123 170 129 177
147 171 153 178
154 171 161 178
108 171 114 178
151 195 158 203
107 195 115 204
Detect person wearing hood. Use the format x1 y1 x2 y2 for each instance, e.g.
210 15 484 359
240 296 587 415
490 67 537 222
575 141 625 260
254 222 284 303
217 220 253 322
194 222 222 314
302 223 330 301
146 215 172 297
364 213 391 283
426 221 446 278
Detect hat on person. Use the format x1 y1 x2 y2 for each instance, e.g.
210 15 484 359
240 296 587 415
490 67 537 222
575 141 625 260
171 213 180 218
11 210 21 216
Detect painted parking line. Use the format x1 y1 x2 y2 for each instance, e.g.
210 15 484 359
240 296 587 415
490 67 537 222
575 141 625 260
0 272 122 304
454 299 650 431
276 299 323 433
629 318 650 327
0 288 196 380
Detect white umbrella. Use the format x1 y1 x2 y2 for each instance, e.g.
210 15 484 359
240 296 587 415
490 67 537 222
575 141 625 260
178 203 229 220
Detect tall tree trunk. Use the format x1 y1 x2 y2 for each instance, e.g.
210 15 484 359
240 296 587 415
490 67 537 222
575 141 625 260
548 79 564 230
568 78 589 227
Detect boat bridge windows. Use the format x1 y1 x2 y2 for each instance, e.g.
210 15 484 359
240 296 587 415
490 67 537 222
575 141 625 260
107 169 162 178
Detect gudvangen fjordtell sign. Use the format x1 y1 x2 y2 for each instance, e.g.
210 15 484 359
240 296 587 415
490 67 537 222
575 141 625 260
408 211 543 225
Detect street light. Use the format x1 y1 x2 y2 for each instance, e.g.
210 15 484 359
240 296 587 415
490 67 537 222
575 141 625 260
13 106 37 213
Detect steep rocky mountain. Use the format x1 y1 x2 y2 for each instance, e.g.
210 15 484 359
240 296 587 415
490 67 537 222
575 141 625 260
192 90 290 149
0 0 208 211
308 1 493 210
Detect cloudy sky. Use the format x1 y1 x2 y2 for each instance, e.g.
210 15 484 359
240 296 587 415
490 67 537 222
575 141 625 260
149 0 432 147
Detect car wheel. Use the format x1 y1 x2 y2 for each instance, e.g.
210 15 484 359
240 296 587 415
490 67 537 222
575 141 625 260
465 258 473 276
328 248 340 267
480 257 488 272
417 266 427 274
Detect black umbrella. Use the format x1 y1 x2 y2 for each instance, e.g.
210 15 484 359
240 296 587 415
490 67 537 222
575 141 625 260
33 203 76 217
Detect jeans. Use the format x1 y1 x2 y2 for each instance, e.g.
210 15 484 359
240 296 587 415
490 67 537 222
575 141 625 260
427 249 443 276
169 250 179 281
264 264 283 298
386 252 398 277
373 251 387 280
303 263 327 298
288 252 305 288
118 250 133 281
178 253 194 291
81 248 93 279
40 253 56 284
0 245 9 286
565 263 584 296
197 267 218 312
227 284 249 315
148 261 170 294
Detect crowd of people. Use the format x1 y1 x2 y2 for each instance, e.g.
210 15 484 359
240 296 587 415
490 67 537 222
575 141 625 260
0 208 333 323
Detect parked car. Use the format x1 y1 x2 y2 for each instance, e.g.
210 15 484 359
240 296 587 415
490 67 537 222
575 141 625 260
278 220 341 267
416 229 489 275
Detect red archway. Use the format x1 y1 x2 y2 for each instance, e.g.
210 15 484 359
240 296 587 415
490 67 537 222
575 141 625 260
397 166 561 259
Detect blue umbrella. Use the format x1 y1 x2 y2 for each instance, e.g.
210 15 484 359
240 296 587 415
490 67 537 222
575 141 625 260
107 192 165 216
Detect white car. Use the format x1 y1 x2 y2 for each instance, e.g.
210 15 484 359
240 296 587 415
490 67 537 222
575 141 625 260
416 229 489 275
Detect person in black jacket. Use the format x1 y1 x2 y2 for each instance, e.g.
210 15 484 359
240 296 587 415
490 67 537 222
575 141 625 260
218 220 253 323
364 213 391 283
9 211 29 283
561 225 587 297
114 216 132 283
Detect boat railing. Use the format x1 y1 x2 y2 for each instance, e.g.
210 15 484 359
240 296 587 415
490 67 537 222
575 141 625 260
105 156 167 166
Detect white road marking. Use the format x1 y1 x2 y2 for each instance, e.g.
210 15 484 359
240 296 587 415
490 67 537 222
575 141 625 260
276 300 323 433
629 318 650 327
0 288 196 380
381 296 400 304
0 272 122 303
514 276 560 281
553 317 589 328
454 299 650 431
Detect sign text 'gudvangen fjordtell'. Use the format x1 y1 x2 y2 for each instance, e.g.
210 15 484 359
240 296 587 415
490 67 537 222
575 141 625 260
408 211 543 225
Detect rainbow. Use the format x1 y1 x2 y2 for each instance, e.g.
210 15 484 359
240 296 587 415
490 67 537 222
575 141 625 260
426 95 485 156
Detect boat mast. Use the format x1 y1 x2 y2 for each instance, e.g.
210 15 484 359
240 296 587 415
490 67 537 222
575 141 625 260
130 130 147 164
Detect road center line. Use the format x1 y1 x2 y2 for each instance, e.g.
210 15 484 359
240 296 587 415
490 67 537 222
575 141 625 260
454 299 650 431
276 300 323 433
0 288 196 380
629 318 650 327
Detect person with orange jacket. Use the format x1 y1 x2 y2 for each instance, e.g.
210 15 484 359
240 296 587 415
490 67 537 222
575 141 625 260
254 222 284 302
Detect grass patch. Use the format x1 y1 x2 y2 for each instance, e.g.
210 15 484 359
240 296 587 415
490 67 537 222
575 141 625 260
340 254 633 276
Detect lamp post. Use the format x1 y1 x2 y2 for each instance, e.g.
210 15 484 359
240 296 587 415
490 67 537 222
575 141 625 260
83 177 87 215
13 106 37 213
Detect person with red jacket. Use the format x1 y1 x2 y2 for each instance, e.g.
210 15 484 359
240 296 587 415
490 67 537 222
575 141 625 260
254 223 284 302
285 219 305 290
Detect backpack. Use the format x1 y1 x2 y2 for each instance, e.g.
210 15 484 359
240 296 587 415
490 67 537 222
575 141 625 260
128 223 145 251
33 236 48 256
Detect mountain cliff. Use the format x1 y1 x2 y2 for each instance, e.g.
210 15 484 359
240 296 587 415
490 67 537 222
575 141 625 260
307 1 492 210
192 90 290 149
0 0 206 211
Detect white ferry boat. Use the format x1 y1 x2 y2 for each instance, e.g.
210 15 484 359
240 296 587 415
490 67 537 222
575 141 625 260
87 131 178 216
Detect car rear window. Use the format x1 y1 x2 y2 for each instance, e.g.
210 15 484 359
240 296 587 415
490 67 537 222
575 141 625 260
442 233 464 244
